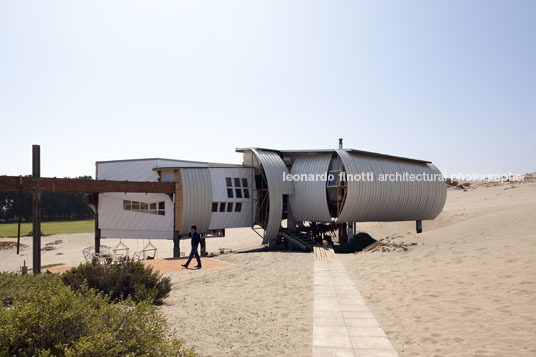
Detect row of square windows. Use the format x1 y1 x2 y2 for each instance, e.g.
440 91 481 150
212 202 242 213
123 200 165 215
226 177 250 199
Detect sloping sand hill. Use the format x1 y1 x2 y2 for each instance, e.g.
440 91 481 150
340 176 536 356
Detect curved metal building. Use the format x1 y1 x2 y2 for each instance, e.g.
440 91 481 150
335 149 446 222
250 149 294 244
237 145 447 244
288 153 332 222
178 168 213 235
95 143 446 252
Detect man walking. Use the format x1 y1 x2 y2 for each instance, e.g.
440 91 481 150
182 225 202 269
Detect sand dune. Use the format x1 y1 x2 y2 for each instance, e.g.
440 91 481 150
340 179 536 356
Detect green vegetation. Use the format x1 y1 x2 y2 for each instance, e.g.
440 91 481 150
62 258 172 305
0 219 94 237
0 273 196 357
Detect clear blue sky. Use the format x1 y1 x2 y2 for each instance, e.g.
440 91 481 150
1 0 535 178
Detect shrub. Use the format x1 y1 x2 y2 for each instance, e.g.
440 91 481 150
0 274 196 357
445 178 459 186
0 272 56 305
62 258 171 305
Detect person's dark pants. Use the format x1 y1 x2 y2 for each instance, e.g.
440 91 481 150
184 244 201 267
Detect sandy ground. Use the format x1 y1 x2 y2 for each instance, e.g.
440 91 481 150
0 227 265 272
162 250 313 357
340 177 536 356
1 176 535 356
0 227 313 356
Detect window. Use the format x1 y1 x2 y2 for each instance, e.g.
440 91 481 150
226 177 232 187
212 202 218 212
327 170 342 187
227 202 233 212
123 200 165 215
235 188 242 198
243 189 250 198
140 202 148 213
161 171 175 182
227 188 234 198
235 202 242 212
234 177 241 187
219 202 226 212
242 178 248 187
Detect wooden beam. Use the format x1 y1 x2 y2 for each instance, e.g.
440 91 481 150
0 176 175 193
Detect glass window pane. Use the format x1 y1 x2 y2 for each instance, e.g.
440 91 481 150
149 210 157 215
327 170 341 187
123 200 132 210
158 210 165 216
159 202 165 210
242 178 248 187
227 202 233 212
140 202 148 213
234 178 241 187
150 203 157 210
235 188 242 198
212 202 218 212
226 177 232 187
227 188 234 198
132 201 140 211
235 202 242 212
219 202 226 212
243 189 250 198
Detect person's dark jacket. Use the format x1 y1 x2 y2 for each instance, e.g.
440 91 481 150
188 231 201 246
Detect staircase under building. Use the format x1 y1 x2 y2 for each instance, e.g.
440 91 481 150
278 229 316 251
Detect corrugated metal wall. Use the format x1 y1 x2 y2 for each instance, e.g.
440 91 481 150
251 149 293 244
288 153 332 222
208 167 256 229
97 159 182 239
179 168 212 235
336 149 446 222
99 192 174 239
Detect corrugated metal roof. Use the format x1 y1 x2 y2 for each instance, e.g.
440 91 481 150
288 153 332 222
179 168 212 235
251 149 293 244
336 150 446 222
236 147 431 164
96 157 208 165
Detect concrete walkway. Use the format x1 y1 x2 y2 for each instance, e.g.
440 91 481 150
313 260 398 357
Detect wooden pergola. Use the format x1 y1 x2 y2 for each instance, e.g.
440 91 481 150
0 145 176 273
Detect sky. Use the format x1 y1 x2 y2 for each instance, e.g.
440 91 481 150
1 0 535 178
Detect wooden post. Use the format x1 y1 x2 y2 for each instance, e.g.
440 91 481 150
173 232 180 258
16 175 22 255
94 194 100 253
173 173 182 258
200 237 206 257
32 145 41 274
